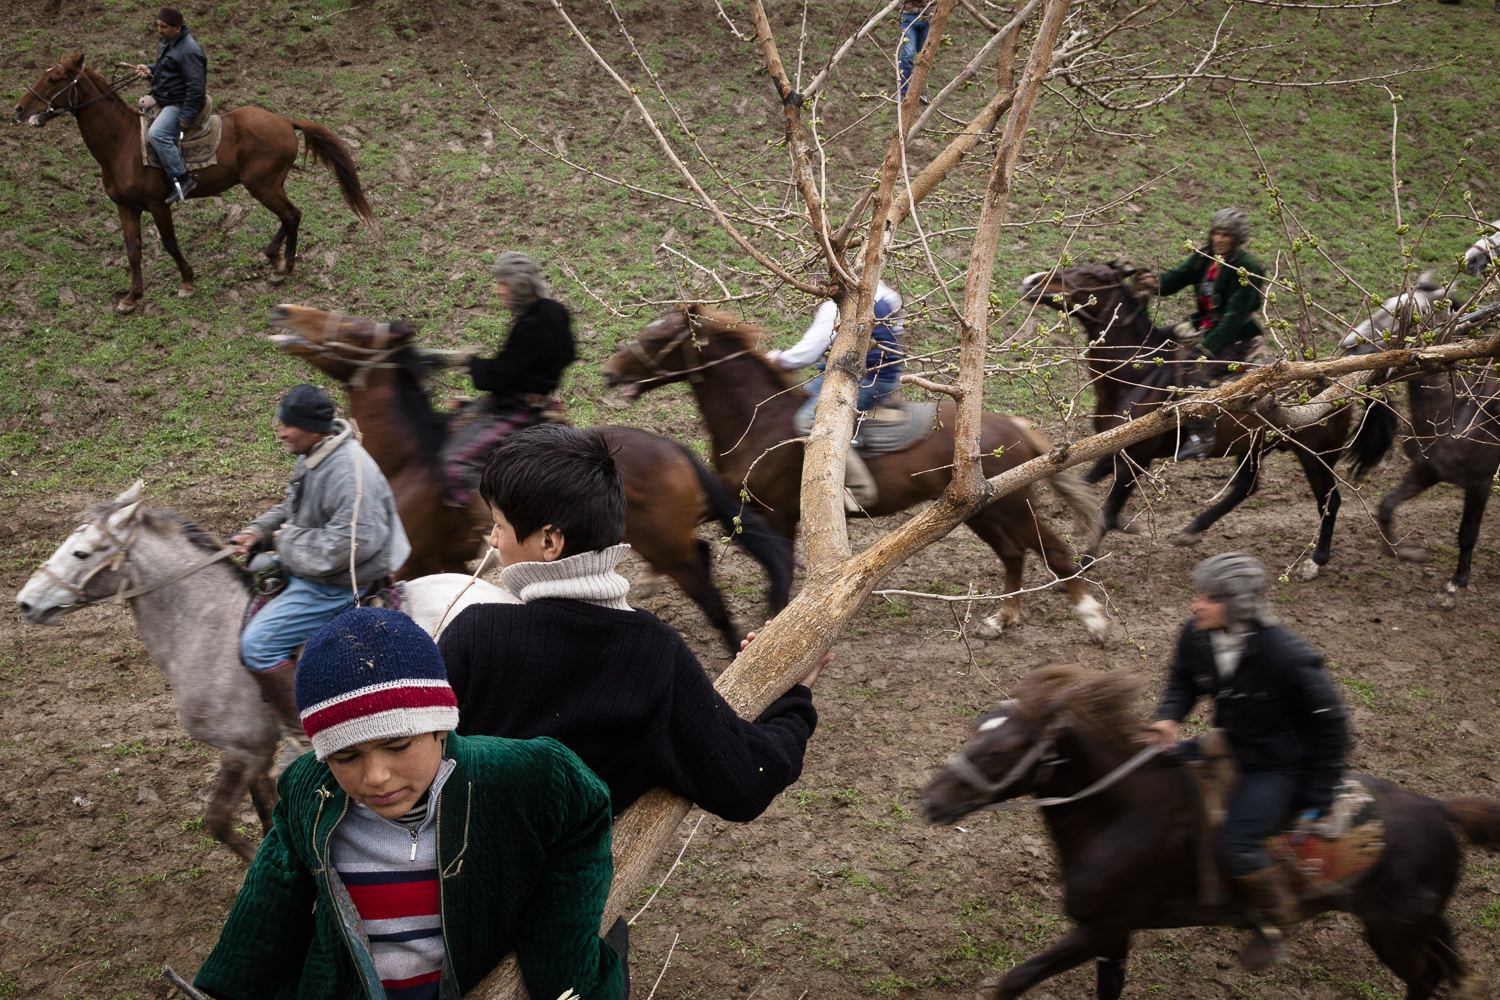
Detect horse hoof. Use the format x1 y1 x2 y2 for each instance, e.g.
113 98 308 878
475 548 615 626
1430 584 1459 611
177 284 194 299
115 298 137 314
1074 594 1110 645
1392 544 1428 563
975 978 1003 1000
267 271 287 285
1171 530 1202 548
1295 559 1321 582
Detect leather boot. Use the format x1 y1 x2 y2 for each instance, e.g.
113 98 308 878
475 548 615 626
250 658 306 742
844 449 878 512
1234 865 1298 970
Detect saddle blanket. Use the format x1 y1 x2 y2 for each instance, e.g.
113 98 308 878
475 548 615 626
1268 775 1385 898
793 401 940 456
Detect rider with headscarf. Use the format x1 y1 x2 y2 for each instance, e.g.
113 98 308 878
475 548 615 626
442 251 577 505
1148 552 1348 972
1140 208 1268 461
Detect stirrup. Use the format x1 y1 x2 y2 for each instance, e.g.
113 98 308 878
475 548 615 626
164 175 197 205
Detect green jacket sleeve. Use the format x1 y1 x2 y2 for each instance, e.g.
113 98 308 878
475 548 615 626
193 777 317 999
514 743 625 1000
1156 253 1202 299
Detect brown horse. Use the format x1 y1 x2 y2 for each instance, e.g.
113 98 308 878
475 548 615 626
15 53 376 313
1020 262 1394 575
922 664 1499 1000
265 303 794 656
603 305 1110 643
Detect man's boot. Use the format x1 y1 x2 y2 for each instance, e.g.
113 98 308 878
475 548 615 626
250 658 309 768
844 449 878 512
165 172 197 205
1234 865 1299 971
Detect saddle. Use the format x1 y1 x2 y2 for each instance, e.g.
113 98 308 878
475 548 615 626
1186 729 1386 907
793 400 939 456
138 94 223 170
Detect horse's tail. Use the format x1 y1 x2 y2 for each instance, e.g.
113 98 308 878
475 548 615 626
1443 798 1500 848
680 444 795 614
1018 421 1101 545
1343 394 1398 479
292 119 380 235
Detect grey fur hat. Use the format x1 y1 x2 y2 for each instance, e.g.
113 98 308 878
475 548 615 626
1191 551 1273 626
1208 208 1250 250
491 251 551 305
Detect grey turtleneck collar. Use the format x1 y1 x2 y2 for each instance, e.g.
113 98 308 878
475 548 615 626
498 543 633 610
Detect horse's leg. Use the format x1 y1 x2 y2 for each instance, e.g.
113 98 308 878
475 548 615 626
1438 483 1491 609
634 533 739 658
203 753 259 862
145 202 196 299
114 203 146 313
1095 931 1131 1000
1298 444 1342 576
982 925 1123 1000
1378 464 1441 563
973 505 1108 645
247 764 278 834
1173 448 1261 548
975 537 1025 633
1083 455 1115 485
1363 916 1458 1000
245 180 300 281
1095 452 1142 541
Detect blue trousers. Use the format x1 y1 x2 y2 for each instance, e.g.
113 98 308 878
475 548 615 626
796 371 903 436
898 12 931 96
240 572 357 671
1219 769 1299 876
147 104 188 177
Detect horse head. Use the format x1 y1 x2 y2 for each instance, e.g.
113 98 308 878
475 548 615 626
17 479 144 624
15 52 90 127
921 665 1145 825
1463 220 1499 278
1338 271 1455 351
267 303 422 382
604 304 768 400
1020 261 1150 338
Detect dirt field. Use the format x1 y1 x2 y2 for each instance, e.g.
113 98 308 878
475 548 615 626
4 1 1499 998
5 451 1500 999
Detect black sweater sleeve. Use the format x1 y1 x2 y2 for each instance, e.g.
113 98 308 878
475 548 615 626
469 298 576 398
1154 623 1202 723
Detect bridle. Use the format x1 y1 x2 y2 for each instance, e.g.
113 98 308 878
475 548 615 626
23 65 139 122
38 515 238 609
271 316 408 389
1039 269 1152 337
943 707 1164 812
620 311 753 390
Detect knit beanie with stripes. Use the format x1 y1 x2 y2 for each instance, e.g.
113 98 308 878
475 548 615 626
295 607 459 761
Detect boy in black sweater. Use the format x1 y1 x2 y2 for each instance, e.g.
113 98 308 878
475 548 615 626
438 424 821 820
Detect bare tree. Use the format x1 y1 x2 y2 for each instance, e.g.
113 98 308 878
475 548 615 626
470 2 1496 994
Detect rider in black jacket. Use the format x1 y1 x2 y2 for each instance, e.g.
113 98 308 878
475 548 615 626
133 7 207 204
1149 551 1348 970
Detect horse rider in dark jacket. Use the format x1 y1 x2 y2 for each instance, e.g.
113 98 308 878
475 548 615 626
1148 551 1349 970
133 6 207 205
1139 208 1268 461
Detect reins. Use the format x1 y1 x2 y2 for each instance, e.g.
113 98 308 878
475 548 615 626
945 735 1165 813
26 66 140 121
623 313 754 389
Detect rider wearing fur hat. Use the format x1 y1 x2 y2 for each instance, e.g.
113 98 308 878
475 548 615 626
1148 552 1349 971
1140 208 1268 461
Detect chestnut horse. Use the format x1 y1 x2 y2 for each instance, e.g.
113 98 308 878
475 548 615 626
266 303 794 656
922 664 1499 1000
15 53 375 313
1020 261 1394 575
604 305 1110 643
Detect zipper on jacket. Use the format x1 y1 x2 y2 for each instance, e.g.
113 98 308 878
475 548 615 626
409 824 419 862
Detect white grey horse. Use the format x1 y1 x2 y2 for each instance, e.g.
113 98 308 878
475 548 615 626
1464 219 1499 277
16 481 513 861
1339 270 1454 351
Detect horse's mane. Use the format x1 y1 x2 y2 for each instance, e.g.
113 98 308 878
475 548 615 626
681 304 810 393
83 498 253 585
1011 664 1145 760
386 347 452 461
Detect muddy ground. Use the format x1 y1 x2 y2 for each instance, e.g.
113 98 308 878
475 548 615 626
4 453 1500 999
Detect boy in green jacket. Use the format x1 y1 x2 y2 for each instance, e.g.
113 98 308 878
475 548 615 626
193 606 626 1000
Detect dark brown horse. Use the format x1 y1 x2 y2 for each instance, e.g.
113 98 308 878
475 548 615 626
266 303 793 656
603 305 1110 643
1020 262 1394 575
922 664 1499 1000
15 53 376 313
1372 344 1500 610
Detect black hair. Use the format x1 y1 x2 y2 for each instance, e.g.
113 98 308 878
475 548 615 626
479 424 625 556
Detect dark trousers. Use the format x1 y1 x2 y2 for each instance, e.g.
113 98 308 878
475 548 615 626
1218 768 1299 876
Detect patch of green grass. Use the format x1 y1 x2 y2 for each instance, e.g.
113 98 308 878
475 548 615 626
1341 678 1380 707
